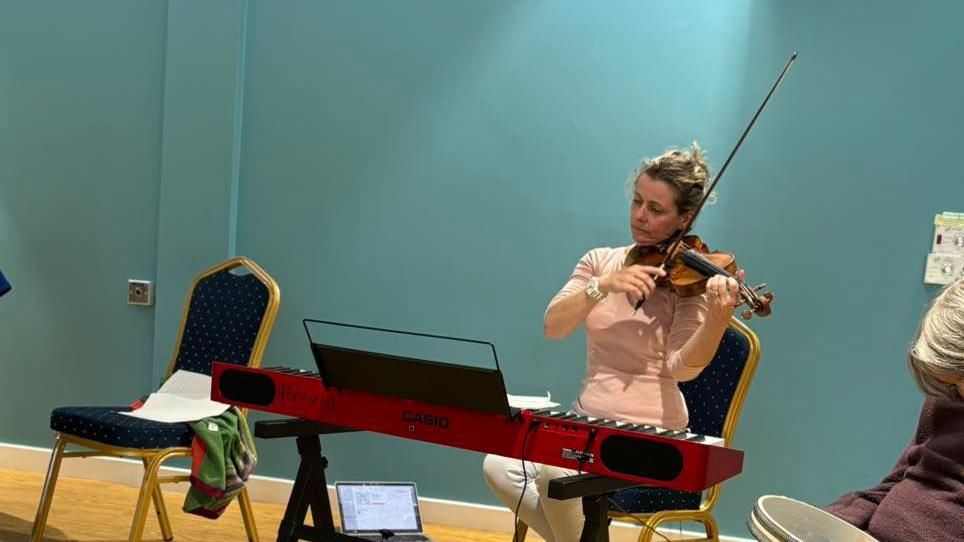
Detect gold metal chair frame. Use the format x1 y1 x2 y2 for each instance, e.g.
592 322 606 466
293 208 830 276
30 257 281 542
514 317 761 542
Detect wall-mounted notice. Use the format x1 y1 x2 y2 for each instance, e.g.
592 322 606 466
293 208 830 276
925 212 964 285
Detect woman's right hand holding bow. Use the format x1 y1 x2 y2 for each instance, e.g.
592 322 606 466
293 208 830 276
598 265 667 301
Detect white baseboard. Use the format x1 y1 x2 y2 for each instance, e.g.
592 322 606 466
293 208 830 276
1 442 753 542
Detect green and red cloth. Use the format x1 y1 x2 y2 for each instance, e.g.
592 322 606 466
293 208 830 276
183 408 257 519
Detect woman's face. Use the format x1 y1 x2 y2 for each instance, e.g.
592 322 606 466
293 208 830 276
932 370 964 399
630 174 693 246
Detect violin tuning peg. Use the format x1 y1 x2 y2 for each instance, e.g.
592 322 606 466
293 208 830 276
752 283 768 292
741 309 754 320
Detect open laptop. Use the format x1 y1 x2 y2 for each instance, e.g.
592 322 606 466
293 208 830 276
335 482 433 541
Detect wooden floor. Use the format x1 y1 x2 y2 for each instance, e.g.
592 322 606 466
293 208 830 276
0 467 527 542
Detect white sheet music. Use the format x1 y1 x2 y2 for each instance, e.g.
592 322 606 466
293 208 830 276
507 391 560 409
120 370 230 423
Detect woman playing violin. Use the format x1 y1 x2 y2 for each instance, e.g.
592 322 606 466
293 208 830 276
483 143 745 542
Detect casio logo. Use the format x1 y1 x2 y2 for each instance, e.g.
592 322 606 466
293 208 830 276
402 410 449 429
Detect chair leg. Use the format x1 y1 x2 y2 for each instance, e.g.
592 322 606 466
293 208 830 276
129 455 164 542
512 520 529 542
237 486 260 542
30 435 68 542
636 512 719 542
142 458 174 541
636 516 665 542
701 515 720 541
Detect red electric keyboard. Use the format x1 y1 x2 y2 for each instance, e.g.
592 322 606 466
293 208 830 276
212 363 743 493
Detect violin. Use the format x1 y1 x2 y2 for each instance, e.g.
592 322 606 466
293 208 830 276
625 235 773 320
629 52 796 320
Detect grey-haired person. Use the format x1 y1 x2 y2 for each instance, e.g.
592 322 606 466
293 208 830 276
826 278 964 542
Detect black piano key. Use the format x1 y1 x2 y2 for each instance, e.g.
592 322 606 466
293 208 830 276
684 434 707 442
599 420 619 428
558 412 580 420
636 426 659 434
660 430 687 438
530 409 555 416
570 415 590 424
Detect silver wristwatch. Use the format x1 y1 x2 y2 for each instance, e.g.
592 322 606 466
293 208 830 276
586 277 606 300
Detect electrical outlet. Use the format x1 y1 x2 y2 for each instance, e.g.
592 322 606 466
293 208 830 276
924 253 964 285
128 279 154 306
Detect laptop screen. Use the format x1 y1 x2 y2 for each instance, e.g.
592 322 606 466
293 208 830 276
336 482 424 534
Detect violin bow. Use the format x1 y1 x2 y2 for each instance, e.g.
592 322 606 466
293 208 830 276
634 52 798 312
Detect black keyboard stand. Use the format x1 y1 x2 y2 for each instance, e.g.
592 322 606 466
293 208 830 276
547 473 644 542
256 418 644 542
254 418 364 542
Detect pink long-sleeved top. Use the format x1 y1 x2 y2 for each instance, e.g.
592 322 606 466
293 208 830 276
547 246 710 430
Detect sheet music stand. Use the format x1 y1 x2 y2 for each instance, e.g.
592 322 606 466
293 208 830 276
303 319 515 418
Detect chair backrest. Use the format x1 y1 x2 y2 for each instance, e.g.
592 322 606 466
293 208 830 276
679 318 759 440
166 257 281 377
678 317 760 509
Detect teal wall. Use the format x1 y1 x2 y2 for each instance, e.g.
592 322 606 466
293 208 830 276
0 0 168 444
152 0 248 386
2 0 964 538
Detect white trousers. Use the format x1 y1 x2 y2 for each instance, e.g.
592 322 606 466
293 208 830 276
482 454 583 542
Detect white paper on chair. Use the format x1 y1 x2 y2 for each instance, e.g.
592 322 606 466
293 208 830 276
120 370 230 423
507 391 560 410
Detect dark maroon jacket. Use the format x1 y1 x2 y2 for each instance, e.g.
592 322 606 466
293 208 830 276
825 396 964 542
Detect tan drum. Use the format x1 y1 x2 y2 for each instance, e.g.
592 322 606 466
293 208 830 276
748 495 882 542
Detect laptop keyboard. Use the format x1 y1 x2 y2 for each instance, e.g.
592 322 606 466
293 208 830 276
353 535 431 542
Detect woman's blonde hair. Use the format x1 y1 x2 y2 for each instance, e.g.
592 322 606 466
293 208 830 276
908 278 964 398
626 142 713 214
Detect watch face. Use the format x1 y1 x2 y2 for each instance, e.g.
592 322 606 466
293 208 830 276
587 278 603 299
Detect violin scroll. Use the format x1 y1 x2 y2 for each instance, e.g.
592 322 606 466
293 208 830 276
742 283 773 320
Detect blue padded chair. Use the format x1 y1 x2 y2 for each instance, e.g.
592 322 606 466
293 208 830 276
515 317 760 542
0 267 11 298
609 317 760 542
30 257 281 542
